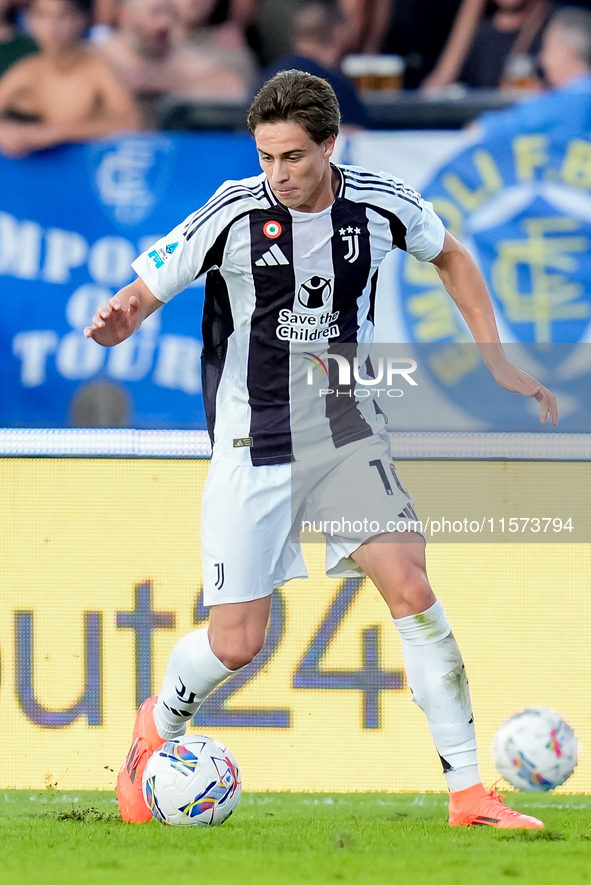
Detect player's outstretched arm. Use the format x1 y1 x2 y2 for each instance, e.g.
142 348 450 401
84 277 163 347
430 232 558 425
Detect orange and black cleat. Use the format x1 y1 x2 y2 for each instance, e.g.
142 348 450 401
449 783 544 829
117 697 165 823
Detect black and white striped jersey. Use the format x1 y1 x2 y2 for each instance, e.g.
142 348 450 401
132 164 445 465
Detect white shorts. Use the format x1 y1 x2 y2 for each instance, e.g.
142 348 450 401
201 431 423 605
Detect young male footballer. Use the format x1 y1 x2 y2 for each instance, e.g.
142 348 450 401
85 70 557 829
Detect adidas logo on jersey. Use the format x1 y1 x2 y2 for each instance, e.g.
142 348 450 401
255 244 290 267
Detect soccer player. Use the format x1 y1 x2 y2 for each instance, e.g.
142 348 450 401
85 70 557 829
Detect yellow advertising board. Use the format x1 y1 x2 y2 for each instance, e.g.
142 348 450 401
0 458 589 792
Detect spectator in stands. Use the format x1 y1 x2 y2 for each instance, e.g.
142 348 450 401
203 0 262 59
476 5 591 137
0 0 38 77
540 4 591 87
420 0 485 90
99 0 247 129
173 0 256 89
370 0 465 89
258 0 368 128
249 0 300 65
345 0 398 55
0 0 140 157
89 0 118 42
423 0 553 91
207 0 347 68
459 0 553 89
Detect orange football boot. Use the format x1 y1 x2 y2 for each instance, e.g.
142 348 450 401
117 696 165 823
449 783 544 829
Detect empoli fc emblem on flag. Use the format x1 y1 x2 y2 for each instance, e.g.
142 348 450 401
396 130 591 429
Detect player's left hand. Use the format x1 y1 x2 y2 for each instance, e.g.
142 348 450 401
490 361 558 425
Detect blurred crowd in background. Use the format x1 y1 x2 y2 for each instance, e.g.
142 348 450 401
1 0 591 153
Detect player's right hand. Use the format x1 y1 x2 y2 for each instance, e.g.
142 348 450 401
84 295 142 347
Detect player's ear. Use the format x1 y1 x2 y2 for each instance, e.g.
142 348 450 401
323 135 336 159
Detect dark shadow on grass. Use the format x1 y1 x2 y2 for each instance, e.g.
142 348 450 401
498 829 565 842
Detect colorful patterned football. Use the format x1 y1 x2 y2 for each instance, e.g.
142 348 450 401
493 708 578 792
142 735 242 825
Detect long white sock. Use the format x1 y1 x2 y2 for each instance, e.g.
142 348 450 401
153 628 235 740
393 600 481 792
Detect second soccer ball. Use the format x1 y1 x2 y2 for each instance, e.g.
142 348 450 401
493 707 578 791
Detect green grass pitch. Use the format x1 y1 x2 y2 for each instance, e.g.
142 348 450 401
1 791 590 885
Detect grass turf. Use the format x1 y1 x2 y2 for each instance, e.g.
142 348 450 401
0 791 590 885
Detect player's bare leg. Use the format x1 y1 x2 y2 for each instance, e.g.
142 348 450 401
208 596 272 670
352 532 544 830
117 597 271 822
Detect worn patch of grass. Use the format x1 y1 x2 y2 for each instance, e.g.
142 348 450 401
0 791 590 885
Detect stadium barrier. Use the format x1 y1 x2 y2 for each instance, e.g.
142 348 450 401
0 430 588 793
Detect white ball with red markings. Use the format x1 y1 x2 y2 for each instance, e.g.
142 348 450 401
142 734 242 826
493 708 578 791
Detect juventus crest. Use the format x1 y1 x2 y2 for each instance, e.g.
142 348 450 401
214 562 225 590
338 226 361 263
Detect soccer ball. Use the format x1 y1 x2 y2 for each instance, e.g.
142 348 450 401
493 708 578 791
142 734 242 826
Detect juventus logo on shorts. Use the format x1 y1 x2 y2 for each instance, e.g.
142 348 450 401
214 562 225 590
338 226 361 263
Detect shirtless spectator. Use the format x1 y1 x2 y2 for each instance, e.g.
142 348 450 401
173 0 256 89
100 0 247 129
0 0 140 157
0 0 38 78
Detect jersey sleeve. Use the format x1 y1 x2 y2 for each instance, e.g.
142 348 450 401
403 193 446 262
379 170 445 262
131 177 263 303
131 216 202 304
343 166 446 263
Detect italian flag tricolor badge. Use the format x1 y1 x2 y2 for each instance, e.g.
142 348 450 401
263 221 282 239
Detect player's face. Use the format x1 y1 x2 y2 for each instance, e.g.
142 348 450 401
255 121 336 212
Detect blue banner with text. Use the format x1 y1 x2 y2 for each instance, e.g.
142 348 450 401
0 133 259 428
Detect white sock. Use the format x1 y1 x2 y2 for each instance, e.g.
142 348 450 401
153 628 235 740
393 600 481 793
